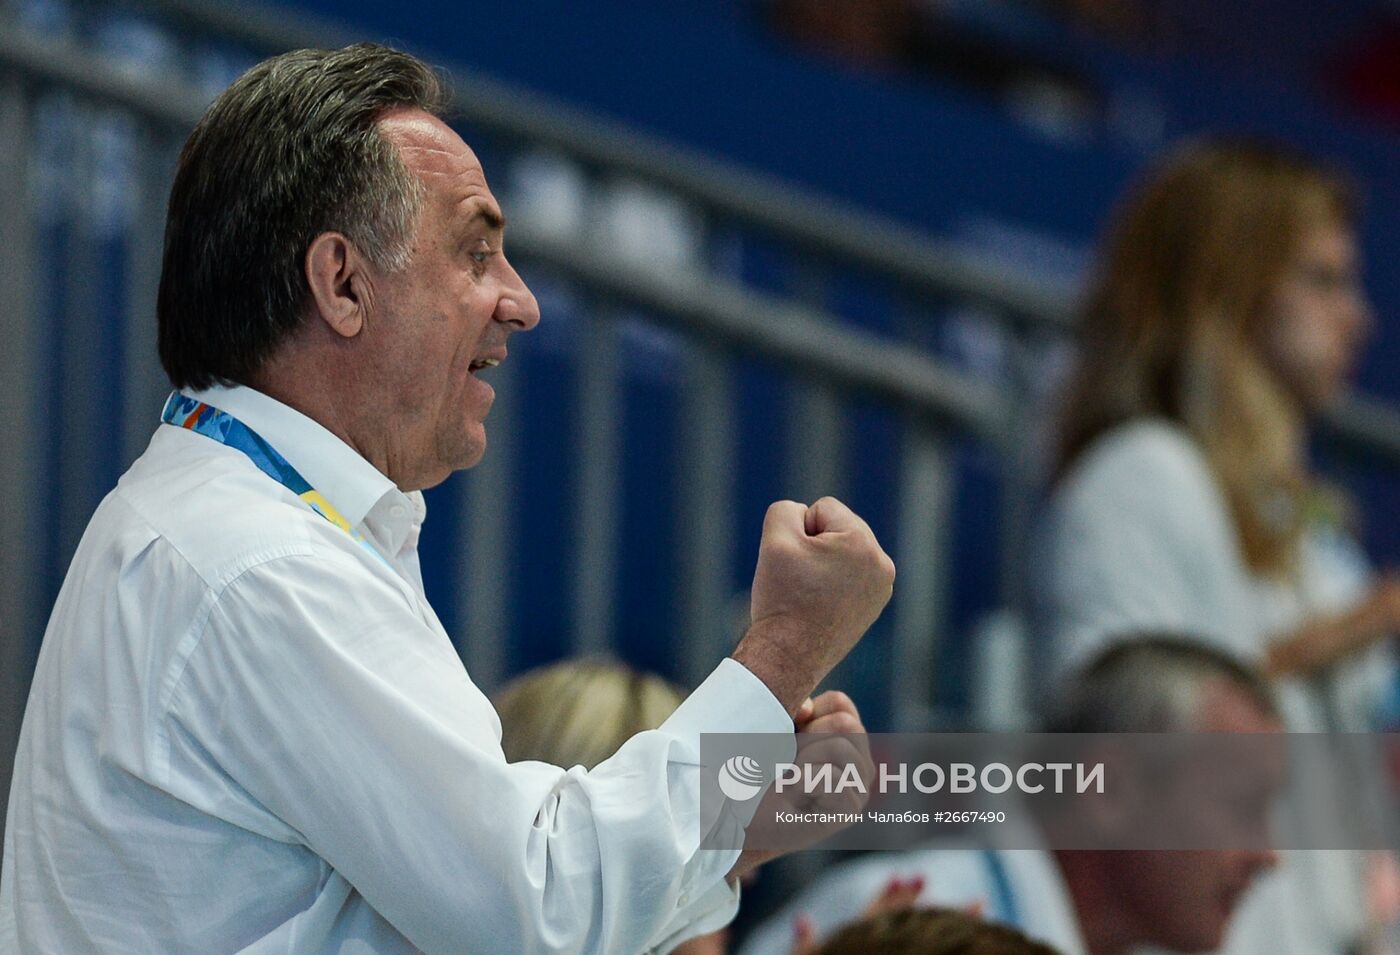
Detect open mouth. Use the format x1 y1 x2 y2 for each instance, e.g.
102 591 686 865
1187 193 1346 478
468 358 500 373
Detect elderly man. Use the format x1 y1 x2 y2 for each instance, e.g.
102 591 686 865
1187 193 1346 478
739 638 1282 955
0 44 894 953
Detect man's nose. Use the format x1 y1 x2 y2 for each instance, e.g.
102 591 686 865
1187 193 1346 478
496 257 541 332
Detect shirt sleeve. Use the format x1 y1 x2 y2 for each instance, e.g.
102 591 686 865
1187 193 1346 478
161 550 792 954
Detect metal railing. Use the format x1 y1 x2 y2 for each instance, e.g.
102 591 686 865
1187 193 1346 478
0 16 999 743
4 3 1400 813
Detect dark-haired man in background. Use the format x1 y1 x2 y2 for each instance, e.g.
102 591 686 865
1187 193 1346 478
0 44 894 952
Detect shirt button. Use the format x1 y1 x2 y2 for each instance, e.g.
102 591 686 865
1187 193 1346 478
390 505 406 518
677 892 690 908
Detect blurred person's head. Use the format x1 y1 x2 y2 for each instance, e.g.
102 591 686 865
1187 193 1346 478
1043 635 1277 735
1056 138 1370 574
493 659 685 770
813 905 1064 954
1046 637 1282 955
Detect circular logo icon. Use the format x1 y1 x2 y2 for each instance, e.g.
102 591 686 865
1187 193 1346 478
717 755 767 802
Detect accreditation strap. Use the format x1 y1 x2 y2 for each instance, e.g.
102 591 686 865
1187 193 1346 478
161 392 387 564
982 850 1021 928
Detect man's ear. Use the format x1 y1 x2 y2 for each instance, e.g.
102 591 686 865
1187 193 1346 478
305 231 370 339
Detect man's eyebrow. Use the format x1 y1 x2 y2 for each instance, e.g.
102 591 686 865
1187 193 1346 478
469 206 506 231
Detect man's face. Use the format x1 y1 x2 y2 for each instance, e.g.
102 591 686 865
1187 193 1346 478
1116 683 1282 952
365 109 539 490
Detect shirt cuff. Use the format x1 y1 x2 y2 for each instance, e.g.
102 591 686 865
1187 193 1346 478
662 658 796 831
662 657 792 738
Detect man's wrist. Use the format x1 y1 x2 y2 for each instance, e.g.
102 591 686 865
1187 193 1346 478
731 619 820 717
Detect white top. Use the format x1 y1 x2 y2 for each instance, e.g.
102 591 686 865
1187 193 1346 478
0 384 793 954
735 847 1087 955
1033 417 1391 730
1032 420 1260 675
1031 418 1393 955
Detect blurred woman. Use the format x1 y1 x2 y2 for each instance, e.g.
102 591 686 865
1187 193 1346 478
1032 137 1397 955
1037 137 1394 720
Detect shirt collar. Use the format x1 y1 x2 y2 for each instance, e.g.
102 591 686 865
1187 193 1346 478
182 383 406 532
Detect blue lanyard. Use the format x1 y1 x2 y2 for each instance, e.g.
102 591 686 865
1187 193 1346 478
984 850 1021 928
161 392 387 565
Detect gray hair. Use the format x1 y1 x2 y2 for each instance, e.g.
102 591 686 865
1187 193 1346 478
1044 636 1277 733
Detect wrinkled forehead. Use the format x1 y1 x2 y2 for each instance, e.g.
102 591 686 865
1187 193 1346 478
377 107 492 203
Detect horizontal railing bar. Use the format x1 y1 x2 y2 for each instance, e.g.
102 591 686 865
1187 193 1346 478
8 13 1399 472
1322 394 1400 471
0 29 208 128
107 0 1079 329
0 23 1008 441
511 223 1012 441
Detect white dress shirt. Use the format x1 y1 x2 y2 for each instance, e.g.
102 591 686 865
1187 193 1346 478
1 384 792 954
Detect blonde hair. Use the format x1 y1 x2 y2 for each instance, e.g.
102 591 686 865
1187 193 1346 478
1055 137 1355 575
493 660 686 769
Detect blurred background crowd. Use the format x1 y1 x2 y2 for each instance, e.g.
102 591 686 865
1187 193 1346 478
5 0 1400 952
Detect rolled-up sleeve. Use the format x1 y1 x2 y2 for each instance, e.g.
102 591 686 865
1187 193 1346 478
162 550 792 953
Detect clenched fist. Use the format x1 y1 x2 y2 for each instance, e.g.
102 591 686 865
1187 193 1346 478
733 497 895 715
